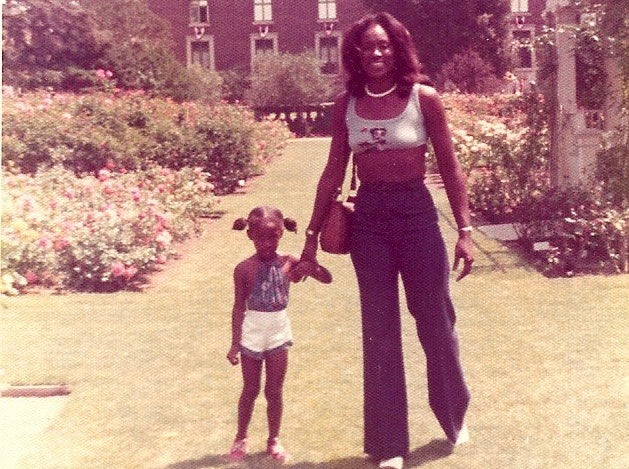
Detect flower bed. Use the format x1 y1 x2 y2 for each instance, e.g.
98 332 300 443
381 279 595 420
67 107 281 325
1 166 215 293
2 90 292 194
1 91 293 293
442 92 626 276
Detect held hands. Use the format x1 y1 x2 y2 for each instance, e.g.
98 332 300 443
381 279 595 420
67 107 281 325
227 344 240 366
453 234 474 282
292 259 333 284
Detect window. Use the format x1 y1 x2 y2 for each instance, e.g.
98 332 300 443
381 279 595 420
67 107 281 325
254 38 275 55
318 36 339 74
191 41 211 68
512 30 533 69
318 0 337 21
190 0 209 24
187 36 214 70
254 0 272 23
250 33 278 67
510 0 528 13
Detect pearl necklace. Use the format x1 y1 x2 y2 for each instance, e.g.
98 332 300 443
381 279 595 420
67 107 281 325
364 83 397 98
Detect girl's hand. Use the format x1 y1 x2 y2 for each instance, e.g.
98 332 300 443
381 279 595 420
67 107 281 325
227 344 240 365
453 234 474 281
292 260 313 282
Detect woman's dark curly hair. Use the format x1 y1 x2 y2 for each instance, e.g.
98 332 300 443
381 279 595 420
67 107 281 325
341 12 431 98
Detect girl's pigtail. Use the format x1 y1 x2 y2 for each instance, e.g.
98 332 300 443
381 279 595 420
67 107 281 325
284 217 298 233
232 218 248 231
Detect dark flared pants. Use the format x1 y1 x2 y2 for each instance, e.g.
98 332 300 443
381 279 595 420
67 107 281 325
350 180 470 460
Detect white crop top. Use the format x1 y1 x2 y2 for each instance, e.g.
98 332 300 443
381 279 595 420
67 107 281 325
346 83 428 154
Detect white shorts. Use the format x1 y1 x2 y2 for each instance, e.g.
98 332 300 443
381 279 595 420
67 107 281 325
241 309 293 360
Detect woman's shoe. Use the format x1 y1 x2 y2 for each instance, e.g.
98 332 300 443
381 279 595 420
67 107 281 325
267 437 290 463
227 438 247 462
379 456 403 469
454 424 470 445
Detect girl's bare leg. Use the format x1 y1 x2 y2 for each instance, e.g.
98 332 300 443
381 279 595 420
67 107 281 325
264 348 288 440
236 354 263 440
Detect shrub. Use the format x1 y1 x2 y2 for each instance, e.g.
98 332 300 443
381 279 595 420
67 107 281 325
219 66 251 103
439 49 502 94
442 92 626 276
442 91 551 221
1 165 215 293
596 111 629 206
513 186 628 276
245 51 332 107
2 91 292 193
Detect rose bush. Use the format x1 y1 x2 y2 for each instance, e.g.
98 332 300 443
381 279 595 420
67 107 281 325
442 92 626 275
1 165 215 293
1 90 292 294
2 90 292 193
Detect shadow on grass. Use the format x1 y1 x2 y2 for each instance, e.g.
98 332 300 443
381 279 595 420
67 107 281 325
164 439 452 469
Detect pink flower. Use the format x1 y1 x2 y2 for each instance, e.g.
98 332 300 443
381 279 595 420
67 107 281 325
38 236 53 250
21 195 35 211
111 261 126 277
102 181 116 194
98 169 112 181
54 238 70 251
129 187 141 202
124 265 138 279
24 270 38 285
155 230 172 248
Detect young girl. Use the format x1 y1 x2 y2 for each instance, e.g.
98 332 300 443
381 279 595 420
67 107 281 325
226 205 332 463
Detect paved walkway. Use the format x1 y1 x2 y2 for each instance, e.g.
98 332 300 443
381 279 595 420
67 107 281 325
0 396 67 469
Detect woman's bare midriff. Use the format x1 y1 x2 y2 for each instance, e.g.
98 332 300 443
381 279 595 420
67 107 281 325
355 145 427 183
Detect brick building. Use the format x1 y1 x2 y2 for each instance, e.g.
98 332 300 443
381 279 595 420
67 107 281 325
146 0 368 75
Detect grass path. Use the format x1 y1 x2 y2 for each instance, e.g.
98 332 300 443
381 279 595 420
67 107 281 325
1 138 627 468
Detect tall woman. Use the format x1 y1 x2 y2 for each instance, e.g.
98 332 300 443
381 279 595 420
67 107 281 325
298 12 473 469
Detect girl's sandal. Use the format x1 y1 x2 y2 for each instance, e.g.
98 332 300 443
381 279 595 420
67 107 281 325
227 438 247 462
267 437 290 463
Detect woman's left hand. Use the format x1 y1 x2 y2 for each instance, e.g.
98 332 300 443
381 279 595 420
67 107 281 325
453 235 474 281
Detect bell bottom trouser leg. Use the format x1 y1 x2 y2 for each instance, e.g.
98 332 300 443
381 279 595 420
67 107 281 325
351 222 470 459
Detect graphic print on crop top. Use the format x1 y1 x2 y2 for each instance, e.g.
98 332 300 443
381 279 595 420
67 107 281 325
346 83 428 154
246 257 289 312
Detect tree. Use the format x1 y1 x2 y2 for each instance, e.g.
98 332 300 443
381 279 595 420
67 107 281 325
78 0 179 92
245 52 332 107
360 0 510 80
2 0 105 88
2 0 208 99
440 49 501 93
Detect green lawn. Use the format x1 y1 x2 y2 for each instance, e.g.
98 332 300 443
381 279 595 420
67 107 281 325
1 138 627 468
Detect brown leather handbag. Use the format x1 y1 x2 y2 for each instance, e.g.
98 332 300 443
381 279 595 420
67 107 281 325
319 158 356 255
